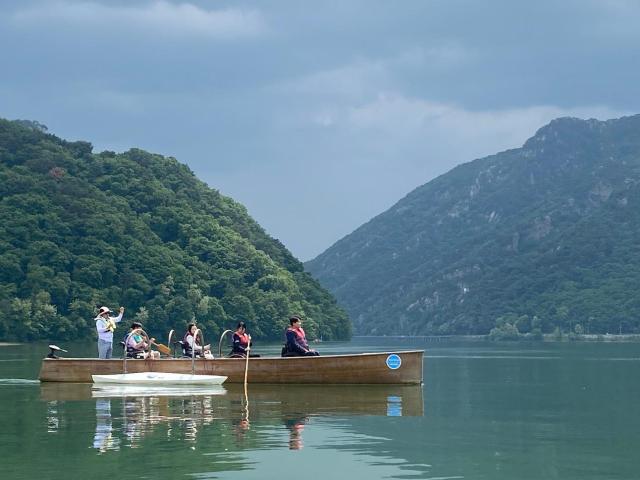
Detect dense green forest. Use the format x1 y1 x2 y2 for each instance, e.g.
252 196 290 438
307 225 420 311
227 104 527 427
0 119 350 342
307 115 640 337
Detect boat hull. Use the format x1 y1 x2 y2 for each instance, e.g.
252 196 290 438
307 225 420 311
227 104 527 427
39 350 424 384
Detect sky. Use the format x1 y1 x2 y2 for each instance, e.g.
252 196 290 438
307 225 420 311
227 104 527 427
1 0 639 260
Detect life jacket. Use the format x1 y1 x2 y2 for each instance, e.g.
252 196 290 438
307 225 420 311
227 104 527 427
106 318 116 332
235 332 250 348
285 327 308 351
230 331 250 357
292 327 308 346
126 333 145 358
182 332 201 357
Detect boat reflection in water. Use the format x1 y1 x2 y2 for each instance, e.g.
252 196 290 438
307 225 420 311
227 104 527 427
40 383 423 452
91 385 227 398
93 398 119 453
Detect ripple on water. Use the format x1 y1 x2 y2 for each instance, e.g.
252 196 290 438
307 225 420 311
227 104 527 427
0 378 39 385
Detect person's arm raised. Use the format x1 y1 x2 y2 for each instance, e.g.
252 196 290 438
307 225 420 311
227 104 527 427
113 307 124 323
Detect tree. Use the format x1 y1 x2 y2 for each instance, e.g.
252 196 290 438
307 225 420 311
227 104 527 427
0 118 351 342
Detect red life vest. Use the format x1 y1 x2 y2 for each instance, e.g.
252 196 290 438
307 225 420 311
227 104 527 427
236 332 250 347
288 327 308 347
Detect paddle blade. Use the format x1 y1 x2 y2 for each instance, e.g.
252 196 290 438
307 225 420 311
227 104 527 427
154 343 171 355
49 344 68 352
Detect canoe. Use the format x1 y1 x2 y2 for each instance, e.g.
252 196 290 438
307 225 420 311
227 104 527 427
91 372 227 385
39 350 424 384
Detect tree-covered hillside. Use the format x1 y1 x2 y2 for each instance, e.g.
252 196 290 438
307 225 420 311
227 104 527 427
0 119 350 342
306 115 640 337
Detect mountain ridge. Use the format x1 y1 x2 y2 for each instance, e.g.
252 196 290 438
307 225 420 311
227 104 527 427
306 114 640 336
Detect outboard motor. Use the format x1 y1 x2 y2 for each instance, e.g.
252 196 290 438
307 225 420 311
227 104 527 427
47 345 67 359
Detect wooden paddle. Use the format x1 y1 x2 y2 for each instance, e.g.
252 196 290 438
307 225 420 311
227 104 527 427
243 335 251 398
150 340 171 356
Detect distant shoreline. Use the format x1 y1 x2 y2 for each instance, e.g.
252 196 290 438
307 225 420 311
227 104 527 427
354 334 640 342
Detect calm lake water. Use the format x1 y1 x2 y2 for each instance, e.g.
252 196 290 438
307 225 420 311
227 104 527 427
1 338 638 479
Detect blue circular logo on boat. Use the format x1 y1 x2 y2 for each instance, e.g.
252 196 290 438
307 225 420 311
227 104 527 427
386 354 402 370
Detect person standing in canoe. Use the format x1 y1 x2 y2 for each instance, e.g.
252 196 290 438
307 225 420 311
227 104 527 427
95 306 124 359
283 316 320 357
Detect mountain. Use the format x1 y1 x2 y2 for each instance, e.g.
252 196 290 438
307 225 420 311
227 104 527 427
306 115 640 336
0 118 350 342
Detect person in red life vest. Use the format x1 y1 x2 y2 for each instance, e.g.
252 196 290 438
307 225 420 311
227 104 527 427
283 316 320 357
230 322 251 358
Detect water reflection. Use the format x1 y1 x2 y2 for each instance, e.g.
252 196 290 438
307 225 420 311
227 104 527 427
123 396 145 448
232 387 251 444
113 389 224 448
46 401 60 433
92 385 226 398
93 398 119 453
284 415 307 450
3 341 637 480
232 417 251 444
39 383 423 454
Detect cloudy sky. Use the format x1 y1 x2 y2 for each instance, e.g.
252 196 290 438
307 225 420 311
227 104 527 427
1 1 639 260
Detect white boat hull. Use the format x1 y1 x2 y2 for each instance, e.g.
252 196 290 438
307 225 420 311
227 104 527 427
91 372 227 385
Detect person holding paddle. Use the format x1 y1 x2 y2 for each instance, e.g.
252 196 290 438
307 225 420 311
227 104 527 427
230 322 252 358
95 306 124 359
125 322 160 359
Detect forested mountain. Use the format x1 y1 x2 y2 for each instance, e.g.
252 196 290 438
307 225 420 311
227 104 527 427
0 119 350 342
306 115 640 337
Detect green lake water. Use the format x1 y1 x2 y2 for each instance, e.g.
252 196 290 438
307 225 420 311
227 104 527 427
1 338 638 479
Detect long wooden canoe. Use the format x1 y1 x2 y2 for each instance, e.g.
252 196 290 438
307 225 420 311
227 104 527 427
39 350 424 384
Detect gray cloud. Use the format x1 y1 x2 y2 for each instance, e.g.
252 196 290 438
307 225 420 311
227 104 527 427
1 0 639 260
11 1 268 38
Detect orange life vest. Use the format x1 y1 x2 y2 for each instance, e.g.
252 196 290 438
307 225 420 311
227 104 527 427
235 332 250 347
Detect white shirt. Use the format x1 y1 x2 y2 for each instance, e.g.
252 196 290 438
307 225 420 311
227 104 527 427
95 313 123 342
185 334 203 352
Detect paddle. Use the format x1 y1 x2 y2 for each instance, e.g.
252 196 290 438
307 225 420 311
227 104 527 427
129 329 168 357
243 335 251 398
151 341 171 356
241 335 251 427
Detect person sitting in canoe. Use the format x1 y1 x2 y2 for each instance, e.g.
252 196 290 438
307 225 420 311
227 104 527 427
182 323 211 358
282 316 320 357
229 322 259 358
125 322 159 359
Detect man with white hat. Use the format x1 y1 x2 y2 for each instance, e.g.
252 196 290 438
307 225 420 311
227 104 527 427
95 306 124 359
